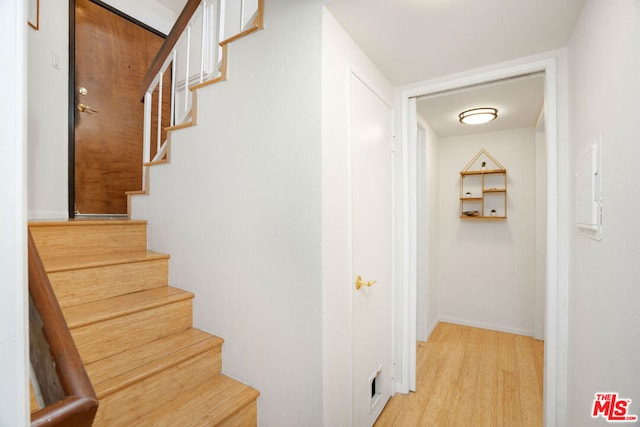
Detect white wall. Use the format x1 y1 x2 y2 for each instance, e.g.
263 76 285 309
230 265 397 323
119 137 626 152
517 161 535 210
0 0 29 425
416 118 439 341
27 0 69 219
437 128 537 335
321 8 394 425
132 1 324 425
534 122 547 340
425 125 440 338
101 0 180 35
567 1 640 424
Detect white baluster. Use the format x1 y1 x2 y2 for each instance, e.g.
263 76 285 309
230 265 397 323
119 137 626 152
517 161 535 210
170 50 177 127
200 1 207 83
157 71 163 152
217 0 226 73
203 2 211 77
143 91 152 165
184 26 191 114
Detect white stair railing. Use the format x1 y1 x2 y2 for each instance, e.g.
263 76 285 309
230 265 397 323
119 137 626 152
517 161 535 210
141 0 263 175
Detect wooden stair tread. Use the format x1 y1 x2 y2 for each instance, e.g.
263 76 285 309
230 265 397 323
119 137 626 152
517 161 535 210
42 250 169 273
137 374 259 426
29 382 39 414
88 328 223 398
64 286 193 329
29 219 148 227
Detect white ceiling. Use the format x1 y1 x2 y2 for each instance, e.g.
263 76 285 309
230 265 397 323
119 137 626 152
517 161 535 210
326 0 586 86
101 0 186 34
154 1 585 82
154 0 188 15
416 74 544 138
326 0 583 137
133 0 584 137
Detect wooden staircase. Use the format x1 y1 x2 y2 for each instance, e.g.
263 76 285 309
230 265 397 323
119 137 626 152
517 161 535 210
29 219 259 426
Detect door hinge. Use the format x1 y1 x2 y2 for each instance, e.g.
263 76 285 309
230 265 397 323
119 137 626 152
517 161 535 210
391 362 396 379
391 136 397 152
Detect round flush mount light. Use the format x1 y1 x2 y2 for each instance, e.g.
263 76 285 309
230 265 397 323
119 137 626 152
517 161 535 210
459 107 498 125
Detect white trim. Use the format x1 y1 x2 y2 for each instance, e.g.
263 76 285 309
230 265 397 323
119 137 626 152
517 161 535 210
534 118 548 341
415 120 428 343
406 98 417 391
28 210 69 220
396 53 565 427
437 316 535 337
0 0 29 424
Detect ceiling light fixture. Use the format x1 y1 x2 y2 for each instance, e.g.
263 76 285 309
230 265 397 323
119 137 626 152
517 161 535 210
459 107 498 125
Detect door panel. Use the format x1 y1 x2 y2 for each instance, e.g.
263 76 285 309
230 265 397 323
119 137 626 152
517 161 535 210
74 0 164 214
350 74 393 426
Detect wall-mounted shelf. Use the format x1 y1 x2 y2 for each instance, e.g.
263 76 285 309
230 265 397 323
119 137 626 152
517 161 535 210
459 149 507 220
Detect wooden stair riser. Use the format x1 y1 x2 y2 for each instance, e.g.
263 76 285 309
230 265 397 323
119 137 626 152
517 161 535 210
217 401 257 427
87 331 223 393
30 222 147 261
142 395 258 427
91 349 221 426
50 258 169 308
136 373 259 427
70 300 193 364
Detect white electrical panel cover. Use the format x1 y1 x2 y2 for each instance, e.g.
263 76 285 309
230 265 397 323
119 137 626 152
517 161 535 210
576 142 601 239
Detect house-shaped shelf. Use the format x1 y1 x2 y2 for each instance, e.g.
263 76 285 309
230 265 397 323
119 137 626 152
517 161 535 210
459 149 507 219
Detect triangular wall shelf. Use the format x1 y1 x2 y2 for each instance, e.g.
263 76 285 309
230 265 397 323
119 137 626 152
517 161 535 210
459 149 507 219
461 148 506 174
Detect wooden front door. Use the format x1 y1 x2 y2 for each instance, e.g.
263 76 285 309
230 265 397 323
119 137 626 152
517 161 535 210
74 0 164 215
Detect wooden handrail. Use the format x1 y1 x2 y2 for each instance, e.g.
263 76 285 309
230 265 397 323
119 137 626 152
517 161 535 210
29 230 98 427
140 0 201 99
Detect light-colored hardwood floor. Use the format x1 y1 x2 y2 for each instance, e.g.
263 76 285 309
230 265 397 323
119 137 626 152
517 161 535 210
375 322 544 427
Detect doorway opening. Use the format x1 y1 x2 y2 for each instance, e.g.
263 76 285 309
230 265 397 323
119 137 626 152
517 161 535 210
397 57 564 426
414 72 546 343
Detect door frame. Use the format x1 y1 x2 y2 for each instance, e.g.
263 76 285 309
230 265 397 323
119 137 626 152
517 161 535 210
414 119 429 343
67 0 76 217
395 55 567 426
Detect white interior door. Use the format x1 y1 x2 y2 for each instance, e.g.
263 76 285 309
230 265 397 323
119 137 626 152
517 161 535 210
350 73 393 427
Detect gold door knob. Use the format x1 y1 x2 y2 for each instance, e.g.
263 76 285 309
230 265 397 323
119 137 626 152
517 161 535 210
77 103 98 114
355 275 377 290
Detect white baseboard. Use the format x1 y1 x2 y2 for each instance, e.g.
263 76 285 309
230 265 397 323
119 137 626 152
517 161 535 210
425 316 438 341
436 316 534 337
28 210 68 220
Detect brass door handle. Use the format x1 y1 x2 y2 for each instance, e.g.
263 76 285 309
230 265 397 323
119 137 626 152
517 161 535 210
355 275 377 290
77 103 98 114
